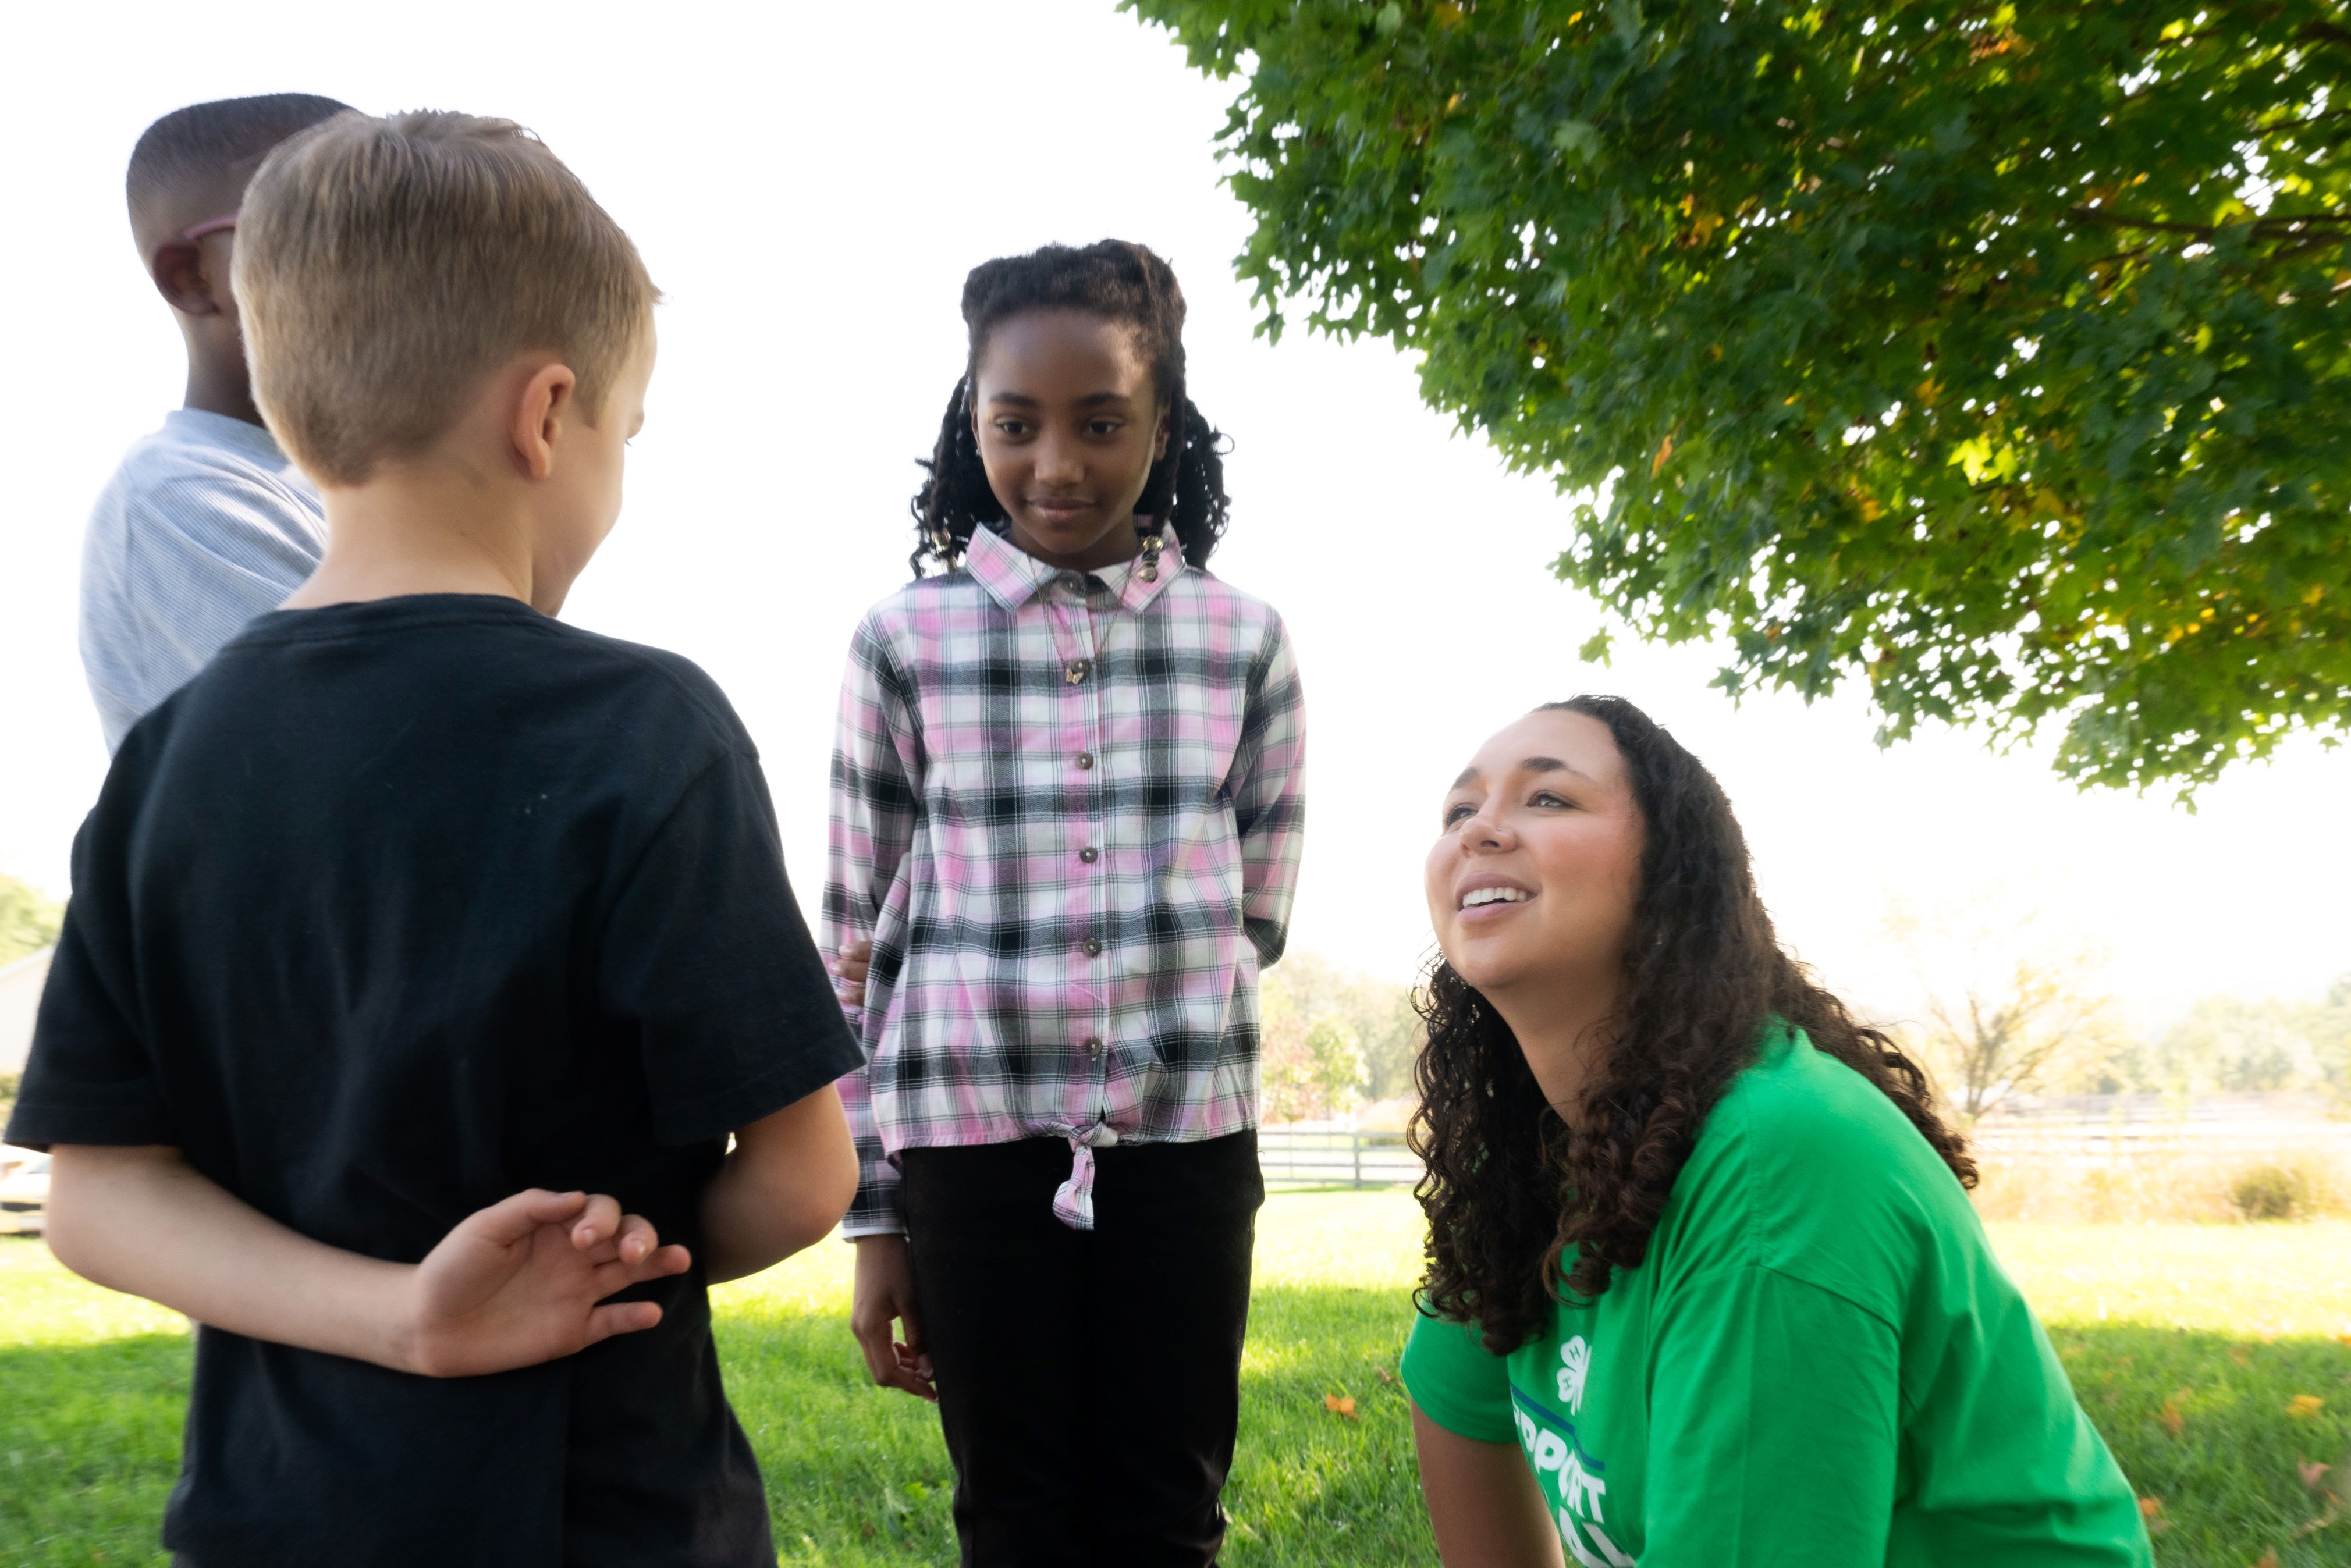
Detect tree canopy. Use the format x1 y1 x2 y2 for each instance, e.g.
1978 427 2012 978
1131 0 2351 791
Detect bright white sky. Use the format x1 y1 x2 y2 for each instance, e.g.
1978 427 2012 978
2 1 2343 1033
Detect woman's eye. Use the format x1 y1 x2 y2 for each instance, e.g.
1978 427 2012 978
1442 801 1476 826
1531 790 1576 810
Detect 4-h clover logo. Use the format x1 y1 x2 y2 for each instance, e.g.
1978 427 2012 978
1556 1335 1591 1414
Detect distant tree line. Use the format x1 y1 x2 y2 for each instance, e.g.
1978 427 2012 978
0 873 62 968
1258 953 1425 1121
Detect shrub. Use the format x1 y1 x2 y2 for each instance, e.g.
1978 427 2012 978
2228 1162 2315 1222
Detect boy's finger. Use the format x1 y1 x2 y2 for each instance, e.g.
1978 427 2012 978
583 1300 665 1345
636 1242 691 1279
592 1242 691 1298
613 1213 660 1264
572 1192 622 1249
469 1189 586 1246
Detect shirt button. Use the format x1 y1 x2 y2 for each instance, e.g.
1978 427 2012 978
1082 937 1102 958
1060 573 1086 593
1078 847 1099 864
1084 1036 1104 1058
1075 751 1095 770
1064 657 1092 685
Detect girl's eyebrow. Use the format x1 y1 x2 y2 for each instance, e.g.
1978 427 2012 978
982 390 1135 408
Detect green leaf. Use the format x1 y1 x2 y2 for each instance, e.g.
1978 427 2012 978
1551 119 1599 162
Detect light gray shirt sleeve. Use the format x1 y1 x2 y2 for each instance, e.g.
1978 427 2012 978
79 414 326 752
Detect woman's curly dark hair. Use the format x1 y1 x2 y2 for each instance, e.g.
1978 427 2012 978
1410 695 1976 1353
908 239 1231 578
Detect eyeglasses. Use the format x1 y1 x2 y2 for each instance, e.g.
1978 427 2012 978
174 212 239 243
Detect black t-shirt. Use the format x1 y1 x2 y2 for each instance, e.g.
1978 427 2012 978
8 595 861 1568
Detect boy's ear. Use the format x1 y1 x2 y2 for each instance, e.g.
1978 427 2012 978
149 239 225 317
510 363 579 481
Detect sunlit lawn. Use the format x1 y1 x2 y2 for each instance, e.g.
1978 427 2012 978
5 1197 2349 1566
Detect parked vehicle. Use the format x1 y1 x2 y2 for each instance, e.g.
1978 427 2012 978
0 1144 49 1234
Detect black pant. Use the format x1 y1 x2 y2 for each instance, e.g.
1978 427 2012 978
899 1131 1263 1568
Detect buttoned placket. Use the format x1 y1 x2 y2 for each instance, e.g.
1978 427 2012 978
1041 569 1112 1108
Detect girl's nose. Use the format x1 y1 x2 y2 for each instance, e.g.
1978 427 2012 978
1034 437 1084 485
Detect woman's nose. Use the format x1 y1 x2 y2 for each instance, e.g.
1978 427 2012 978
1459 808 1512 852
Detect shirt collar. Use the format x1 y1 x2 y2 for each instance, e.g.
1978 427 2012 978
164 408 295 469
964 522 1187 614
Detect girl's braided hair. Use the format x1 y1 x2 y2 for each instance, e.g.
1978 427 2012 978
1410 696 1977 1352
909 239 1231 578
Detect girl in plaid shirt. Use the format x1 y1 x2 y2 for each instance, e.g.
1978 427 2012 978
823 240 1305 1566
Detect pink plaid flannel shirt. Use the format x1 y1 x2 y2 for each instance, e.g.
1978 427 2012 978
824 525 1306 1233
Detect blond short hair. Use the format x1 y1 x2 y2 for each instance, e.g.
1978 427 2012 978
235 111 656 485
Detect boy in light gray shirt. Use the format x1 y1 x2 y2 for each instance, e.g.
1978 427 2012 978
82 94 350 752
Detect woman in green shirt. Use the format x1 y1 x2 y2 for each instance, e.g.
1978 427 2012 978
1400 697 2151 1567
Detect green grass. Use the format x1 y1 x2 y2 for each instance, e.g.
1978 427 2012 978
5 1199 2349 1566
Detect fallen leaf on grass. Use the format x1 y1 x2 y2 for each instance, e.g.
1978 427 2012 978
2161 1392 2187 1437
1376 1367 1401 1387
2302 1460 2334 1492
2137 1497 2163 1519
2253 1552 2278 1568
2231 1346 2254 1366
2289 1395 2327 1420
1324 1394 1359 1421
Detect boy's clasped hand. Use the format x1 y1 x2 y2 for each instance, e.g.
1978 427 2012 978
399 1188 688 1378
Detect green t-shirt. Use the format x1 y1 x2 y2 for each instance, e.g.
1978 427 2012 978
1401 1029 2151 1567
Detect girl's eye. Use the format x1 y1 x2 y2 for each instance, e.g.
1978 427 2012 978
993 419 1031 438
1088 419 1124 436
1442 801 1477 826
1530 790 1571 809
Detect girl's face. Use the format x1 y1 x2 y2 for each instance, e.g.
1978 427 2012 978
1426 709 1646 1000
972 308 1171 571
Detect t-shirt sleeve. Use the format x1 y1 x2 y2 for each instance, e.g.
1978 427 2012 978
1400 1306 1520 1444
83 467 322 752
597 748 864 1146
4 810 172 1150
1640 1261 1903 1566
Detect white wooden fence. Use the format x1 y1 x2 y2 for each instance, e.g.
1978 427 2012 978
1259 1093 2350 1187
1964 1092 2350 1163
1257 1127 1421 1188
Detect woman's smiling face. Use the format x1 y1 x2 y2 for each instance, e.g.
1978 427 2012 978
1425 707 1646 999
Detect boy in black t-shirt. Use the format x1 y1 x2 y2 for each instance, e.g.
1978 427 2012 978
5 111 862 1568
